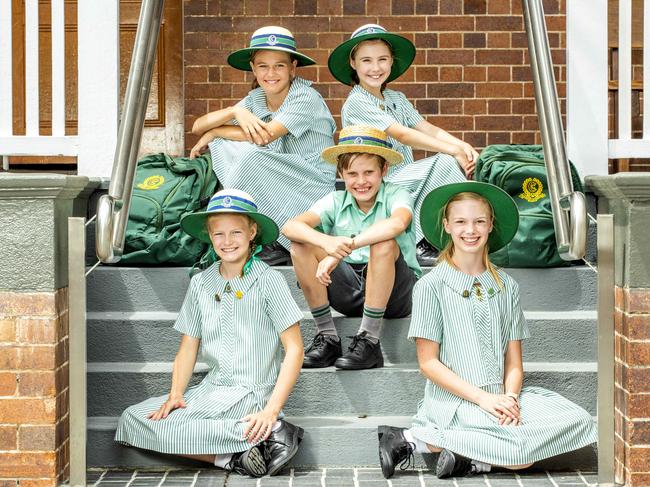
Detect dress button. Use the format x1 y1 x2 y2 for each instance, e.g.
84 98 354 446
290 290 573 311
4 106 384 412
462 290 470 298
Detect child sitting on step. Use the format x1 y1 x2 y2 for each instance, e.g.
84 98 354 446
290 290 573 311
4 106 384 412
377 182 597 479
115 189 305 477
282 126 421 370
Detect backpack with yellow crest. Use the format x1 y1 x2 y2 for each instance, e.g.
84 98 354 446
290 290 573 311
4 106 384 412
474 144 583 267
121 152 218 265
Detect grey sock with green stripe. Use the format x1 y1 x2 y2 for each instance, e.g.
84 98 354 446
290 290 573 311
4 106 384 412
359 305 385 343
311 303 337 337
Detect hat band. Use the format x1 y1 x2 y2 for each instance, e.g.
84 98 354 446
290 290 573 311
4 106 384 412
339 135 393 149
250 33 297 52
208 194 258 213
351 26 388 39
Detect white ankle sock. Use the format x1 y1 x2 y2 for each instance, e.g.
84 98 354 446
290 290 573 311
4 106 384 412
214 453 233 468
272 420 282 432
403 429 432 454
471 460 492 473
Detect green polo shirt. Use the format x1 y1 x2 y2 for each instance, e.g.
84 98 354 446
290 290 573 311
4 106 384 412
309 182 421 277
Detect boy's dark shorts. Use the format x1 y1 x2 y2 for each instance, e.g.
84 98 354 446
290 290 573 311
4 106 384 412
326 252 417 318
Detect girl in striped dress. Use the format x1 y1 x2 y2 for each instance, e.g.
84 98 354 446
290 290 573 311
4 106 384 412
115 189 305 477
377 182 597 479
190 26 337 261
329 24 477 264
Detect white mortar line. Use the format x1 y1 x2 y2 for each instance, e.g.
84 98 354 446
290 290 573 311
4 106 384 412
546 471 560 487
353 467 360 487
190 470 200 487
452 477 460 487
418 469 425 487
124 470 138 486
576 470 595 486
289 468 294 487
483 473 492 486
92 470 108 487
156 470 169 487
514 472 525 487
256 478 262 487
321 468 327 487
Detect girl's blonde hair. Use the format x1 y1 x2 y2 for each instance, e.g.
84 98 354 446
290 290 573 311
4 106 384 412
437 192 503 288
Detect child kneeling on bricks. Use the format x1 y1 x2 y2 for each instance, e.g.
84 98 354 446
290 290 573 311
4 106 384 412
115 189 305 477
377 182 597 479
282 125 421 370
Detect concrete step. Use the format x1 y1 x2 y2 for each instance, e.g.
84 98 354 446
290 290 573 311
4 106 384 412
87 311 597 364
86 362 597 417
86 266 597 313
87 415 597 469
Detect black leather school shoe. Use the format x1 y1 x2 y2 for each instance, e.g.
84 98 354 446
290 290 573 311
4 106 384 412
226 443 268 477
416 239 438 267
302 333 342 368
378 425 415 479
334 332 384 370
436 448 478 479
258 242 291 266
264 420 305 476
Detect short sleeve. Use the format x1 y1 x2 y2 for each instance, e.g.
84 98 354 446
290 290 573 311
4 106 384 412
273 87 320 138
263 270 304 334
309 192 336 230
341 93 397 131
508 279 531 341
387 186 414 216
173 276 203 338
398 92 424 128
407 279 443 343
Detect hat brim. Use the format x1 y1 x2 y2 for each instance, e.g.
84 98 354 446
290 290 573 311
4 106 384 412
420 182 519 253
227 47 316 71
321 144 403 166
181 210 279 246
328 33 416 86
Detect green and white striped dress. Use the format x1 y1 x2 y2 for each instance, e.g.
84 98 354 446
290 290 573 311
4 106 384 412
114 259 303 455
210 77 337 249
407 261 597 466
341 85 465 242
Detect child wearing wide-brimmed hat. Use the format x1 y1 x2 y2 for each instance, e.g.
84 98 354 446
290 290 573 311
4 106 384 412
190 26 337 265
282 125 421 370
377 182 597 479
329 24 479 265
115 189 305 477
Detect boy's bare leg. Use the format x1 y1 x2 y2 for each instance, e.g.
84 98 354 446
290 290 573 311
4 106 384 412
289 242 329 308
365 239 399 309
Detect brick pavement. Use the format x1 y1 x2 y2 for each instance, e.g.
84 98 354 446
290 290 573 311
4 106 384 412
86 468 597 487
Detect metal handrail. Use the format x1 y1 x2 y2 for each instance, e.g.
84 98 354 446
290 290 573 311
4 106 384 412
522 0 587 261
96 0 164 263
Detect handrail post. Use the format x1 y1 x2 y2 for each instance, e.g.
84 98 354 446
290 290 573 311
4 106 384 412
68 217 87 487
521 0 587 262
597 214 615 487
96 0 164 263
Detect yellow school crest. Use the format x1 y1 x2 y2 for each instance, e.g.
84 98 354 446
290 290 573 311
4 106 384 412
137 175 165 190
519 177 545 203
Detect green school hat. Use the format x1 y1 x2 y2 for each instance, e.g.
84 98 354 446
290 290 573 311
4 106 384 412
181 189 279 245
227 26 316 71
328 24 416 86
420 182 519 253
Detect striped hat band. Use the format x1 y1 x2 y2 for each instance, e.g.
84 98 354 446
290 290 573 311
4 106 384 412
208 194 258 213
250 33 297 51
338 135 393 149
351 25 388 39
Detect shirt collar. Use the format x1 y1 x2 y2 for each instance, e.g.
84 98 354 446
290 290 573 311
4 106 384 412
350 84 395 111
341 181 387 213
202 258 269 300
436 260 501 298
249 76 312 118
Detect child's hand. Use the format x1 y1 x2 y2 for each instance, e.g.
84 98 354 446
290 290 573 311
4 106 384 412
189 134 211 159
148 396 186 420
460 142 479 178
233 106 273 145
322 235 353 259
478 392 520 424
241 409 278 443
316 256 340 286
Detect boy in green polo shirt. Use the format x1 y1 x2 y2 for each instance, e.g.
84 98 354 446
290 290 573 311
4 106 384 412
282 126 421 370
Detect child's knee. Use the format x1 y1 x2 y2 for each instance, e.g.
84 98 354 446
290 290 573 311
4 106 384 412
289 241 313 259
369 239 399 260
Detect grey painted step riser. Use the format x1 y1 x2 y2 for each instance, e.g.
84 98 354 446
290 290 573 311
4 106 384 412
87 317 597 364
86 266 596 312
87 427 597 469
87 370 597 417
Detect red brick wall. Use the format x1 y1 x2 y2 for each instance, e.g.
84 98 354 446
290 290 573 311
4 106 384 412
183 0 567 160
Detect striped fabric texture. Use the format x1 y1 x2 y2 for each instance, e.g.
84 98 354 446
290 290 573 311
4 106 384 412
210 77 337 249
341 85 466 242
407 261 597 465
114 260 303 455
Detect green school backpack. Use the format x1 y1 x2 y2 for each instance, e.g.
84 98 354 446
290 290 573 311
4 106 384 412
120 152 218 266
474 144 583 267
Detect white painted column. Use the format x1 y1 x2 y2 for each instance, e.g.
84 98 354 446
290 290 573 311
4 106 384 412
0 0 12 138
77 1 119 177
25 0 39 136
51 0 65 137
566 0 609 177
